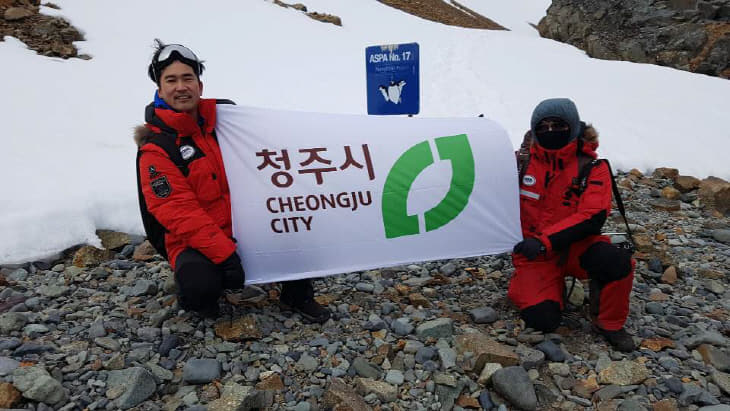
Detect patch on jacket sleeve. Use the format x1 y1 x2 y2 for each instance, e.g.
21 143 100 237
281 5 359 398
151 176 172 198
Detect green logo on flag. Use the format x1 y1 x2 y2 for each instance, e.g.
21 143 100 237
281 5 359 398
382 134 475 239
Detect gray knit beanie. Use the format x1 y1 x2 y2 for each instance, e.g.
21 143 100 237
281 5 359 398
530 98 581 142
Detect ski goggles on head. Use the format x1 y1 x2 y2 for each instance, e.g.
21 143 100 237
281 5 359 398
154 44 200 66
148 43 202 83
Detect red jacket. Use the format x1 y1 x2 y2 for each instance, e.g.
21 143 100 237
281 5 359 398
518 133 612 254
135 99 235 269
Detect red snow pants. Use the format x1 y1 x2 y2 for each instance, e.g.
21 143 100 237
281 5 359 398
508 235 634 331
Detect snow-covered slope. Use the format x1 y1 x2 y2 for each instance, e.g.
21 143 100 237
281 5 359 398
1 0 729 263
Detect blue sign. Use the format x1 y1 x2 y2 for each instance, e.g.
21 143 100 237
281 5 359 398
366 43 419 115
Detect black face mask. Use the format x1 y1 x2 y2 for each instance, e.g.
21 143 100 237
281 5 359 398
536 130 572 150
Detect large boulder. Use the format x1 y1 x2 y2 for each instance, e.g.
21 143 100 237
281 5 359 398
538 0 730 79
699 176 730 214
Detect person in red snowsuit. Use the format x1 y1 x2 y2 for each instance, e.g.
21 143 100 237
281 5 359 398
509 98 635 352
135 40 330 322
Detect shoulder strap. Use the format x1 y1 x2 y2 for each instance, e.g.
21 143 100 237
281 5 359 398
601 159 635 246
577 159 635 248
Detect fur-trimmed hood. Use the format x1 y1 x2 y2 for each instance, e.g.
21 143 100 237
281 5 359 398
134 125 156 147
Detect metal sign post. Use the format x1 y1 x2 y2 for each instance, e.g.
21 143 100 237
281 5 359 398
366 42 419 115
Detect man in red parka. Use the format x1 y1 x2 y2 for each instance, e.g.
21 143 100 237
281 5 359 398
135 40 330 323
509 98 635 352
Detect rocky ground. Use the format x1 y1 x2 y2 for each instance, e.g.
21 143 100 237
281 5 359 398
0 168 729 411
0 0 86 59
376 0 505 30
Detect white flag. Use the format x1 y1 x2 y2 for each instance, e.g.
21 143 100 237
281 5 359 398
216 106 521 284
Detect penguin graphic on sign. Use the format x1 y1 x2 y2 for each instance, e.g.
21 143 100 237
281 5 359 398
379 80 406 104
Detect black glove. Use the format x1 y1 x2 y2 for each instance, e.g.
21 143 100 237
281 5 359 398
219 252 245 289
513 238 545 261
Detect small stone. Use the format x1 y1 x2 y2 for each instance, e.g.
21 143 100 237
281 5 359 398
0 313 27 334
415 318 453 339
645 302 665 315
598 360 649 386
391 318 414 336
440 262 457 275
455 333 519 371
14 343 54 356
711 371 730 396
536 340 566 362
0 381 21 408
548 362 570 377
214 315 262 341
132 241 158 261
322 378 370 410
712 229 730 244
6 269 28 282
640 337 675 352
355 283 374 293
294 402 312 411
572 375 600 398
38 285 69 297
650 198 681 211
0 357 20 376
355 378 397 402
653 168 679 180
208 382 273 410
255 373 284 391
661 266 678 284
12 366 67 405
415 347 437 364
296 353 319 372
479 390 494 410
433 372 457 387
661 186 681 200
183 359 221 384
96 230 131 250
518 346 545 369
158 334 180 356
129 279 157 296
4 7 34 21
351 357 380 379
478 363 502 384
697 344 730 372
683 331 727 349
362 314 387 331
95 337 121 351
469 307 498 324
385 369 404 385
408 293 430 308
438 347 457 370
652 399 679 411
492 366 538 410
73 245 115 267
705 280 726 295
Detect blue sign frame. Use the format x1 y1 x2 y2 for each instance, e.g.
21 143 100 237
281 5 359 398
366 43 419 115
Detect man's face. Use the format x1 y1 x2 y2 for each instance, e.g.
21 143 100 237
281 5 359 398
158 61 203 115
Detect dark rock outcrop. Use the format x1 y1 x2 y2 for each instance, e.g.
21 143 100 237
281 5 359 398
538 0 730 79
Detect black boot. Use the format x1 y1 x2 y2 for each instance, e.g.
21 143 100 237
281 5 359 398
594 325 636 352
280 279 331 324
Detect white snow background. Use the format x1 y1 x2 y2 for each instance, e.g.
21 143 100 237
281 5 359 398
1 0 729 264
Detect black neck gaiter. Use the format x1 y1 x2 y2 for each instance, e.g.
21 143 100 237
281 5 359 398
536 130 572 150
